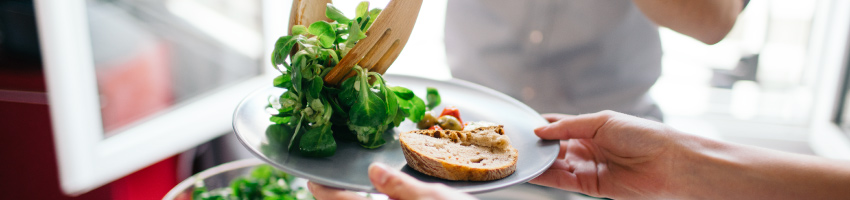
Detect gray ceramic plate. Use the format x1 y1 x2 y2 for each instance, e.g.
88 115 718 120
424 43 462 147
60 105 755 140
233 74 559 194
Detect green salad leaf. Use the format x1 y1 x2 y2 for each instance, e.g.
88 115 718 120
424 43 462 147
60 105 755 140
426 87 441 110
324 4 349 24
267 1 438 157
299 124 336 157
307 21 336 48
355 2 369 19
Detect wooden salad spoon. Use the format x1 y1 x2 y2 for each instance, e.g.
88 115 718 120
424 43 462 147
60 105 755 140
289 0 423 86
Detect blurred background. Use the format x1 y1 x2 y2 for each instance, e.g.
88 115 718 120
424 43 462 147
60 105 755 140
1 0 849 199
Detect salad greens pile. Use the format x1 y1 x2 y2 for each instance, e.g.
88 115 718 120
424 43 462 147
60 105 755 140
192 165 313 200
268 1 437 157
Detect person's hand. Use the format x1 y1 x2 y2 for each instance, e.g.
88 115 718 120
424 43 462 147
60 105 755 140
308 163 476 200
531 110 691 199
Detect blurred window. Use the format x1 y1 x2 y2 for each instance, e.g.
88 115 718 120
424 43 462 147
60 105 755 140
653 0 821 126
85 0 263 134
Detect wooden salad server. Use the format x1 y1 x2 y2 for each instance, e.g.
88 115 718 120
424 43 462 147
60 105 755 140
289 0 423 85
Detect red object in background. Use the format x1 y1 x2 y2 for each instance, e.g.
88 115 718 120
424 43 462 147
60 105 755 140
0 41 178 200
0 67 112 199
0 67 179 200
111 157 178 200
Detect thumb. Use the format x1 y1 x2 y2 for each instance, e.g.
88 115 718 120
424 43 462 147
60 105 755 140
369 163 429 199
534 111 615 140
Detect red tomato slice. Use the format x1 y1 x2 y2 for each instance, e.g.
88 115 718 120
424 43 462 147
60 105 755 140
429 125 443 130
439 106 463 125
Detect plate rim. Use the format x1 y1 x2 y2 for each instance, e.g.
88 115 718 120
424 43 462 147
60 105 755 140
232 74 559 194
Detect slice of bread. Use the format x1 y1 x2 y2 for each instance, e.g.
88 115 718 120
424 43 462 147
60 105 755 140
399 125 518 181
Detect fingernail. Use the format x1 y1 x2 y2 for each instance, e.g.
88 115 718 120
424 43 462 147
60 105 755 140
307 181 318 190
534 126 546 133
369 163 390 186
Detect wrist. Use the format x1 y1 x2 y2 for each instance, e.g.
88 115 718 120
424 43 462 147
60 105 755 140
666 132 739 199
671 132 850 199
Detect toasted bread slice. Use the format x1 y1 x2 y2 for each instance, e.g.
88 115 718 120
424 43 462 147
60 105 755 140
399 125 517 181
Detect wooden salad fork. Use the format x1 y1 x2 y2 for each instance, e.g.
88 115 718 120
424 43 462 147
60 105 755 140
289 0 423 86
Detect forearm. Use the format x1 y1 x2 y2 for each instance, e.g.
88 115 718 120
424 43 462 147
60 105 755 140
677 134 850 199
632 0 743 44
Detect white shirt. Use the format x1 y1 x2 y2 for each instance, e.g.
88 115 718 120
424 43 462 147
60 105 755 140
445 0 663 120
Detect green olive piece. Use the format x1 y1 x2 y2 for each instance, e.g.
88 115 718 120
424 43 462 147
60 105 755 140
417 111 438 129
438 115 463 131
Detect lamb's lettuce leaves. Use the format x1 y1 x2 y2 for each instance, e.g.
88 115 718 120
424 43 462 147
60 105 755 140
267 1 439 157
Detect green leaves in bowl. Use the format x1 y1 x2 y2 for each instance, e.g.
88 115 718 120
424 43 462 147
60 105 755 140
192 165 313 200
